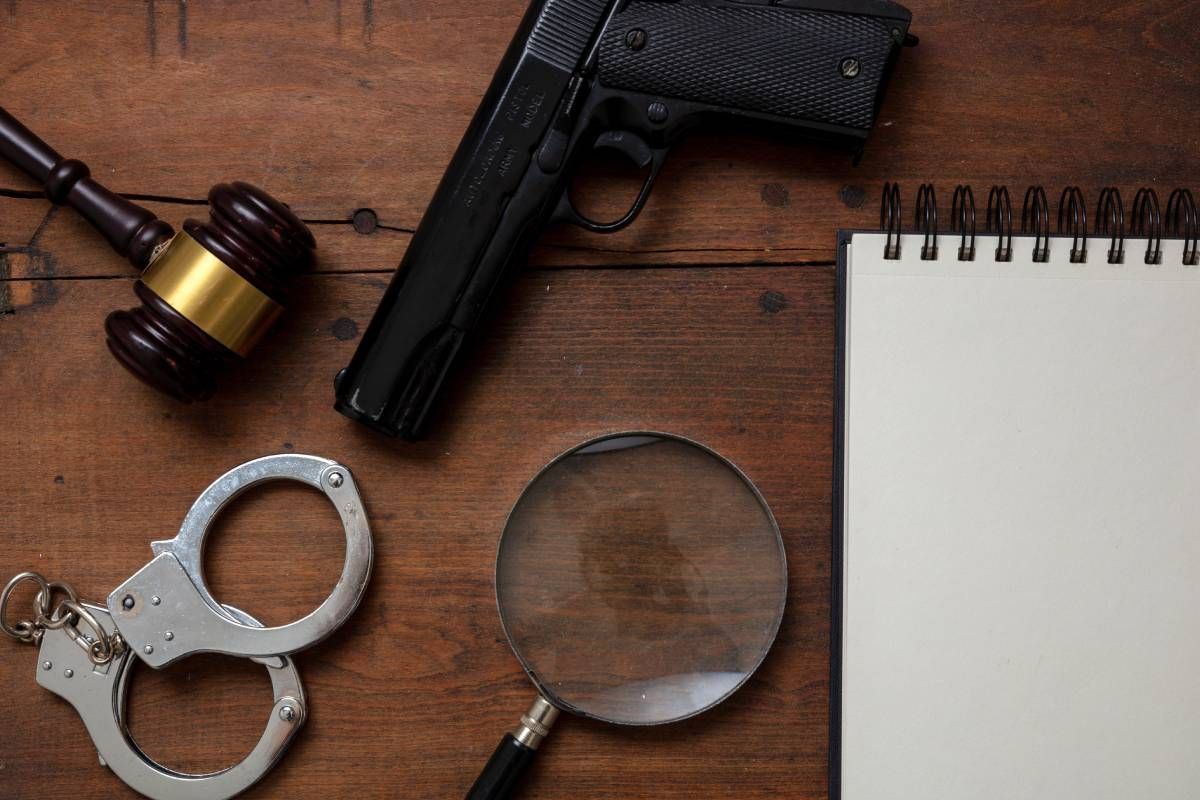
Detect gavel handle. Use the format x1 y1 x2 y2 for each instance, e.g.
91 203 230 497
0 105 173 269
0 104 61 178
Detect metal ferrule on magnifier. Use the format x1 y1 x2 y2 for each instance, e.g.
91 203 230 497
513 695 562 749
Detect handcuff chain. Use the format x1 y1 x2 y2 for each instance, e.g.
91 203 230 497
1 572 126 664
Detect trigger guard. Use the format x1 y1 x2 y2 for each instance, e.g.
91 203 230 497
36 602 305 800
107 454 374 666
555 131 667 234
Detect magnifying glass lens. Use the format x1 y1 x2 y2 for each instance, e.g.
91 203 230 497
497 434 786 726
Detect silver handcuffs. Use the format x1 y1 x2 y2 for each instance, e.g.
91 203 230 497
1 454 373 800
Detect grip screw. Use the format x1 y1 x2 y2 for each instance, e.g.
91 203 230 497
840 58 862 79
625 29 647 51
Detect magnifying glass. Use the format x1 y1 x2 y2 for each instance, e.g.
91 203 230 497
467 432 788 799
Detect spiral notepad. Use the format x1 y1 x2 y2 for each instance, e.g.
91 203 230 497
833 185 1200 800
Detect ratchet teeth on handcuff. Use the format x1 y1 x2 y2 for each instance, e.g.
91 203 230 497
0 454 374 800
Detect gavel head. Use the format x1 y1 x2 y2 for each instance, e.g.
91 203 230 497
105 182 316 402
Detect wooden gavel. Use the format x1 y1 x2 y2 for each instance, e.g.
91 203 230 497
0 106 316 402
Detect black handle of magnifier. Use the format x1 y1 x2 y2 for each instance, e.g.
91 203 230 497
466 734 538 800
466 696 560 800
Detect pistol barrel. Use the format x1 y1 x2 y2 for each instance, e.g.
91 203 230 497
335 0 612 438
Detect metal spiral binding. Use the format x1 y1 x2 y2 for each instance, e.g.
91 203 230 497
1021 186 1051 263
1057 187 1088 263
881 183 902 260
916 184 939 260
986 186 1013 262
879 185 1198 266
1096 187 1126 264
1131 188 1163 265
951 185 976 261
1166 189 1198 266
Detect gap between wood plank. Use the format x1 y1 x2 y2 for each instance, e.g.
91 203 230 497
1 187 836 276
0 186 415 234
0 261 837 284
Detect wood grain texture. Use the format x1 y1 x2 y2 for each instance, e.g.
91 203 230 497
0 266 834 799
2 0 1199 275
1 1 1198 798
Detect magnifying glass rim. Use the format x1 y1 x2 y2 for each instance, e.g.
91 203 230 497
494 430 788 728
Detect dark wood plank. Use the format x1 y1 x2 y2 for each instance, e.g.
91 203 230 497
0 265 835 799
2 0 1199 277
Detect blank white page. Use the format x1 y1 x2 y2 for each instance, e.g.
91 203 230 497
842 233 1200 800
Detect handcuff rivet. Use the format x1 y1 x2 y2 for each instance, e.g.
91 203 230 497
64 668 74 678
327 472 344 488
279 705 297 722
164 631 174 641
143 644 154 655
41 660 52 671
121 595 135 610
151 596 161 606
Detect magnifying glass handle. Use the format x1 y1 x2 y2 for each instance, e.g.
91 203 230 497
466 734 537 800
466 696 560 800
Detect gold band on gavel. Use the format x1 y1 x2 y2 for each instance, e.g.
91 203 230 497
141 232 283 356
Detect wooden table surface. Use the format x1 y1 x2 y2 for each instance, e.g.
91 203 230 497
1 2 1197 798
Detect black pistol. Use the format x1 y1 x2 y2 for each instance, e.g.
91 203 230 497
336 0 915 439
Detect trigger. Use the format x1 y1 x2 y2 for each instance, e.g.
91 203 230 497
591 130 654 170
